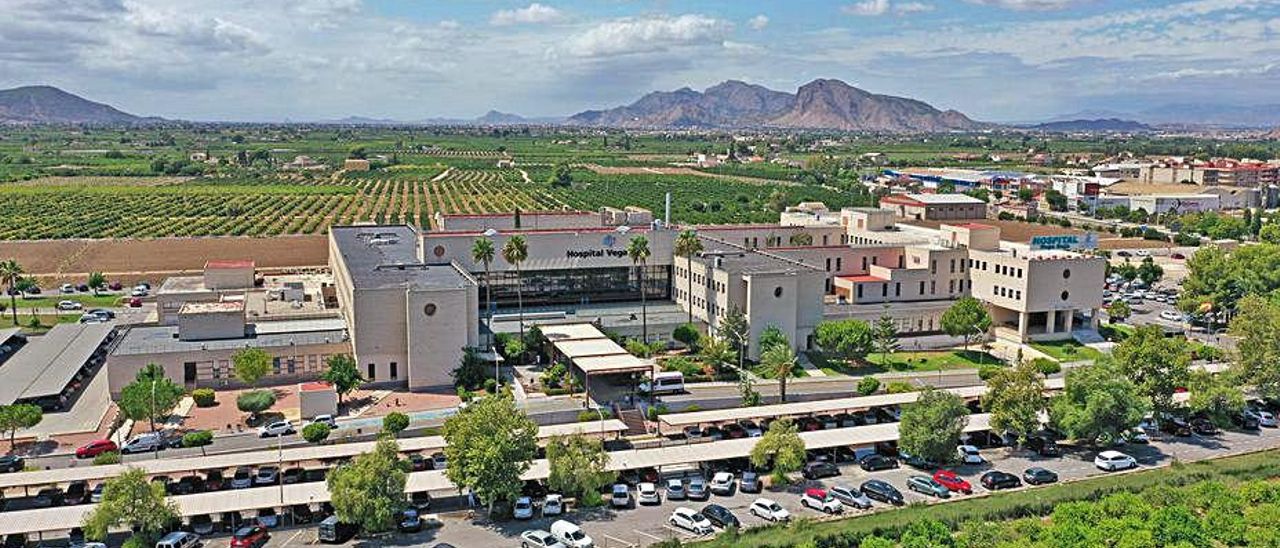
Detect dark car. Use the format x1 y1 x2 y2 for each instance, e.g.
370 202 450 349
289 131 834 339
797 417 823 431
739 471 762 493
859 454 899 472
302 468 329 483
981 470 1023 490
397 508 423 533
722 423 747 439
64 480 90 504
32 487 65 508
169 475 204 495
1027 436 1062 457
521 480 548 499
802 461 840 480
408 454 431 472
860 480 904 506
1234 413 1261 431
1023 467 1059 485
203 470 225 491
701 503 740 529
0 456 24 473
281 467 304 485
1161 416 1193 437
1191 417 1219 436
410 491 432 511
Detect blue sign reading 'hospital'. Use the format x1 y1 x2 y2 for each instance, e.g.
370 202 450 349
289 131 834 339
1030 233 1098 251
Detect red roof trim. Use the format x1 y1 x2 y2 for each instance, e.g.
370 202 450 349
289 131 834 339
205 260 255 269
838 275 888 283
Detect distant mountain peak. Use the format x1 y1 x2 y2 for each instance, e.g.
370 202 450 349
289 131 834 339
0 85 155 124
1028 118 1152 132
567 78 978 131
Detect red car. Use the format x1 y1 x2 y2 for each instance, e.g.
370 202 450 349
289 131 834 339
230 525 269 548
128 297 142 308
932 469 972 494
75 439 118 459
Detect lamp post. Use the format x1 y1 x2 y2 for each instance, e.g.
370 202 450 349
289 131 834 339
484 228 500 386
151 378 160 460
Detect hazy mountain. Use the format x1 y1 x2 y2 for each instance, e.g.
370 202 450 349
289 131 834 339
1134 104 1280 128
1027 118 1152 132
0 85 155 124
567 78 977 131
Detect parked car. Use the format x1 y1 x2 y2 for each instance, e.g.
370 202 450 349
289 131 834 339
610 484 631 508
932 470 972 494
1191 417 1219 435
60 284 75 294
1027 436 1061 457
1121 428 1150 444
800 488 844 514
57 300 82 311
687 476 710 501
906 475 950 498
802 461 840 480
549 520 593 548
1247 408 1278 428
860 480 904 506
90 483 105 503
1095 451 1138 471
827 484 872 509
739 471 762 493
663 478 686 501
749 498 790 522
410 491 432 511
33 487 65 508
120 433 163 454
128 297 142 308
520 530 565 548
512 496 536 520
859 454 899 471
0 455 23 473
203 470 225 491
290 504 314 524
431 452 447 470
956 445 985 465
397 508 423 533
254 466 279 486
1023 467 1059 485
630 482 658 505
281 467 304 484
739 420 763 437
258 420 295 438
669 507 714 535
230 467 254 489
542 494 564 517
75 439 118 459
229 526 269 548
309 414 338 428
709 472 735 495
256 508 279 528
64 480 90 504
190 514 216 535
981 470 1022 490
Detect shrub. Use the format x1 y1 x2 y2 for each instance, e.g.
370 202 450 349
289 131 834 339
673 323 700 348
191 388 216 407
885 381 916 394
1032 358 1061 377
646 404 670 421
856 377 881 396
383 412 410 435
978 364 1002 381
662 356 704 377
577 408 614 422
93 451 121 465
236 389 276 415
182 430 213 448
303 422 331 444
683 404 703 413
484 378 498 394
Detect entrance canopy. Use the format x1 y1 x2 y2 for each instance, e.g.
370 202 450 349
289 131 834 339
543 323 656 376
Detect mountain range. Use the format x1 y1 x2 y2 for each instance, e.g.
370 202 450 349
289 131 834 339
566 79 980 131
0 85 156 124
1025 118 1152 132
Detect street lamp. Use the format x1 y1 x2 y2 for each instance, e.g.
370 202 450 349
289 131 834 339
483 228 500 386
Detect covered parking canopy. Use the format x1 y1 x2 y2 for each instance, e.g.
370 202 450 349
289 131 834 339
542 323 656 402
0 322 114 406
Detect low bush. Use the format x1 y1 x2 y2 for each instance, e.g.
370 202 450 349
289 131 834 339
856 377 881 396
93 451 121 465
302 422 331 444
236 389 276 415
577 409 614 422
885 381 915 394
646 404 670 421
191 388 216 407
181 430 213 448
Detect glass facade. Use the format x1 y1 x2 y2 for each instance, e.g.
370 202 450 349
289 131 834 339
478 265 671 308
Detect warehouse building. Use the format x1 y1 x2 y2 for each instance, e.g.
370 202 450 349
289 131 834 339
879 193 987 221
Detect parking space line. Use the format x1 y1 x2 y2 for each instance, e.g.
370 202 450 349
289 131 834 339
633 529 664 541
284 529 306 546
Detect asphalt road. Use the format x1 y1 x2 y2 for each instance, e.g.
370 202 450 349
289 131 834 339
246 423 1280 548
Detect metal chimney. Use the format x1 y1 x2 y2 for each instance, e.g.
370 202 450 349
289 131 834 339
664 192 671 228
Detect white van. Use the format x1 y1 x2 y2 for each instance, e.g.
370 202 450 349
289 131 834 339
155 531 200 548
121 432 163 454
550 520 594 548
640 372 685 395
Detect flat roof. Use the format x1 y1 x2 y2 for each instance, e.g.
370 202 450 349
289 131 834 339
545 323 657 375
541 323 609 342
205 260 254 270
0 322 114 405
838 275 888 283
0 327 21 345
179 301 244 314
330 225 473 291
697 237 822 276
573 354 656 375
658 385 988 428
881 193 986 206
555 338 626 358
111 324 346 357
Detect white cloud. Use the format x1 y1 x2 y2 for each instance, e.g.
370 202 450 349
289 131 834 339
844 0 890 16
895 2 935 14
965 0 1088 11
748 14 769 30
565 14 732 57
490 3 563 26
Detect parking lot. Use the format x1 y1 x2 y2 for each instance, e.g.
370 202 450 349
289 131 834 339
245 423 1280 547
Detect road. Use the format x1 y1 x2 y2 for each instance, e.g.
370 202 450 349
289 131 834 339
253 423 1280 547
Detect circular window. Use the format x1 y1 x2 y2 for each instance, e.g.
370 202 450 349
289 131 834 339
423 303 437 316
433 245 446 258
774 287 783 298
1063 269 1071 279
1060 291 1070 301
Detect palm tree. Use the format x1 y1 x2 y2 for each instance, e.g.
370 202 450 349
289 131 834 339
471 238 496 344
0 260 22 326
673 230 703 325
760 342 798 403
627 235 652 342
501 235 529 340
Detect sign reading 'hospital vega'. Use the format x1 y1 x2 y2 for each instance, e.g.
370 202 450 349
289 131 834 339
566 248 629 259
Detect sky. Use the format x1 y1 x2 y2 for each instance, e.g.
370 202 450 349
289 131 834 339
3 0 1278 122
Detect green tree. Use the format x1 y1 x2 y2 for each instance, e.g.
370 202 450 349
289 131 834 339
472 237 496 345
627 235 652 342
549 162 573 187
236 390 277 418
321 354 364 407
856 376 881 396
303 422 331 444
1113 325 1191 416
738 372 761 407
118 364 184 433
232 347 271 388
1137 257 1164 285
901 519 956 548
1049 361 1149 444
82 468 179 544
672 323 700 348
720 305 749 364
442 391 538 516
899 387 969 464
1259 224 1280 244
698 334 734 372
1108 299 1132 323
941 297 992 351
1229 295 1280 400
87 271 106 296
546 434 614 504
983 362 1045 445
452 347 488 389
327 436 406 533
814 319 873 363
758 325 789 353
674 229 704 325
0 403 42 450
749 419 806 484
383 412 410 436
872 312 900 366
0 259 22 325
759 342 799 403
1187 370 1245 427
502 235 529 340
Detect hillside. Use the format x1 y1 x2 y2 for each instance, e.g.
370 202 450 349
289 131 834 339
567 78 978 131
1029 118 1152 132
0 85 151 124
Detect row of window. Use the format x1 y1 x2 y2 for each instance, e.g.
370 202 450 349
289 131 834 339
854 278 969 300
209 354 330 380
994 286 1023 300
972 259 1023 279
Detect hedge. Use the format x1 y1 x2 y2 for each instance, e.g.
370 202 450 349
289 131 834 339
192 388 216 407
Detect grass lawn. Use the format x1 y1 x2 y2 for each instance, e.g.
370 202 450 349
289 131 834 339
1030 339 1105 362
809 350 1001 375
10 294 126 309
5 313 82 334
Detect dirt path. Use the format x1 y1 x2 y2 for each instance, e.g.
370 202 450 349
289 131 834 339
581 164 797 186
431 166 454 182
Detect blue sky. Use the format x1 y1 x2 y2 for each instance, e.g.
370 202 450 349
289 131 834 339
4 0 1278 122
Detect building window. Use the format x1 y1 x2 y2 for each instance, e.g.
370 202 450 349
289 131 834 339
390 362 398 380
895 283 901 297
949 279 955 293
1062 269 1071 279
1061 290 1070 301
930 260 937 274
836 257 842 270
949 259 956 273
882 283 888 297
774 287 783 298
857 285 864 299
272 357 281 375
919 281 925 295
930 281 936 294
287 358 296 375
367 363 375 380
826 258 832 271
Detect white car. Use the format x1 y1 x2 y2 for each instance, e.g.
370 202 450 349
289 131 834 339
120 433 163 454
131 288 148 297
1121 429 1150 444
520 529 566 548
609 484 630 508
60 283 76 294
309 414 338 428
669 507 714 535
636 482 660 505
57 300 82 311
709 472 735 495
1135 250 1151 257
549 520 593 548
1095 450 1138 471
542 494 564 516
799 489 844 514
1159 310 1184 322
258 420 295 437
749 498 790 522
513 496 535 520
956 445 985 465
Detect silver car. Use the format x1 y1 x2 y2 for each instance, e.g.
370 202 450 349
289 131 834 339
827 484 872 509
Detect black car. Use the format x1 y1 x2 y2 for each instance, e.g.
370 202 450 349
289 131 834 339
1160 417 1193 437
701 504 740 529
410 491 432 511
0 456 24 473
1023 467 1059 485
1234 413 1261 431
1027 436 1061 457
1191 417 1219 436
32 487 65 508
203 470 226 491
291 504 315 524
303 468 329 483
64 481 90 505
282 467 304 485
859 454 899 472
981 470 1023 490
802 461 840 480
397 508 423 533
860 480 904 506
408 454 431 472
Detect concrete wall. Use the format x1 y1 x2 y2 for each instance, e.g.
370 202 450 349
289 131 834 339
108 339 351 397
350 287 409 384
177 310 246 341
405 284 478 390
204 267 254 290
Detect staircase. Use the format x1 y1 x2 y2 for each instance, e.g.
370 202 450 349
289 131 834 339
616 407 649 436
1071 329 1105 345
